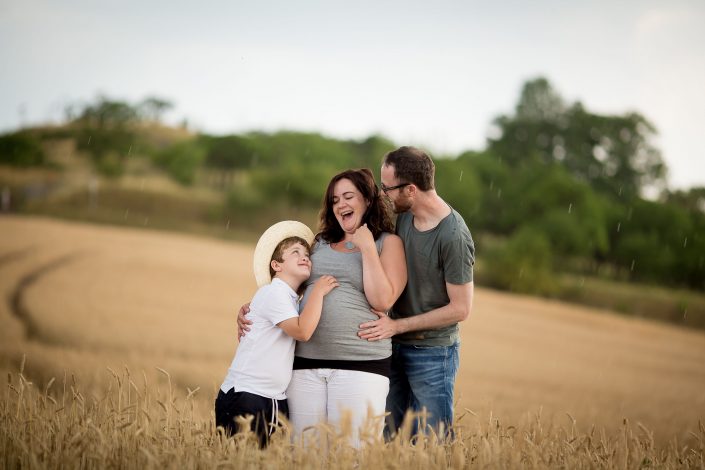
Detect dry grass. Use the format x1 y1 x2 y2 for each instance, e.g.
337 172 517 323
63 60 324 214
1 215 705 468
3 363 703 469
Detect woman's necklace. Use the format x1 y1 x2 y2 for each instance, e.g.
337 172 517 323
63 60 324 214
334 240 357 251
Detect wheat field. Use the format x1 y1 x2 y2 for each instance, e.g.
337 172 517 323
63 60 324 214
1 215 704 468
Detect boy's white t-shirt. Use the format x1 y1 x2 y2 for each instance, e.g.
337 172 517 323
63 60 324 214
220 278 299 400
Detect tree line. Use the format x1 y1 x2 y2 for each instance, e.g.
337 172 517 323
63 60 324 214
1 81 703 293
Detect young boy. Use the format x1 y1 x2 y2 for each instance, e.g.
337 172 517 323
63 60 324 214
215 220 338 447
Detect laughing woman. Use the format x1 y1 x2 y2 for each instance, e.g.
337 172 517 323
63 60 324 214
287 168 406 446
239 168 406 446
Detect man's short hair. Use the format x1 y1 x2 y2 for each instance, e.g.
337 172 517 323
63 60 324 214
382 146 435 191
269 236 310 278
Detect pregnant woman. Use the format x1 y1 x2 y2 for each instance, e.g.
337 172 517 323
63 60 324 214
240 168 406 446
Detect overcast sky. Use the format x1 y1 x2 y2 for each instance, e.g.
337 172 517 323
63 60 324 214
2 0 704 189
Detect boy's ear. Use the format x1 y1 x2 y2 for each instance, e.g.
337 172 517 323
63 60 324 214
271 259 282 273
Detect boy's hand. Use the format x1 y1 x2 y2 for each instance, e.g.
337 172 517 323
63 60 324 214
237 302 252 340
312 275 339 296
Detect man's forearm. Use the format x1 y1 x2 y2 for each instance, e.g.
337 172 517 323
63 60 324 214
395 302 468 335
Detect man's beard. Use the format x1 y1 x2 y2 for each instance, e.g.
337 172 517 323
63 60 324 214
392 197 412 214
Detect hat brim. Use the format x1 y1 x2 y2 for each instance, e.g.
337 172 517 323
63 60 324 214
253 220 315 287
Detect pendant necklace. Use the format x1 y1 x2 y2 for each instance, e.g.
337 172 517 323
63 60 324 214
344 241 356 250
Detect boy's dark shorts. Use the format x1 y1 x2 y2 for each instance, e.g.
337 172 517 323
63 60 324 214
215 388 289 447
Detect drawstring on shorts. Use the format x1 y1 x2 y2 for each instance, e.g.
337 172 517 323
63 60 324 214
269 398 280 436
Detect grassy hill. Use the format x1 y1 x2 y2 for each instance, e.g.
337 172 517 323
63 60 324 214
1 119 704 331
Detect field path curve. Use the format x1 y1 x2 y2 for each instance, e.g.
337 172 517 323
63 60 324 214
9 253 82 341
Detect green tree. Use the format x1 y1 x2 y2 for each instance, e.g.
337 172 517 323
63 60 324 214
488 77 667 200
203 135 256 170
434 157 483 224
664 187 705 214
139 96 173 123
353 134 396 170
71 96 142 177
483 227 556 295
454 150 511 234
154 140 205 185
489 164 608 258
0 131 45 167
608 199 692 283
74 96 139 128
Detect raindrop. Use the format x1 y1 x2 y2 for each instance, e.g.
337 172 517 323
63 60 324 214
143 217 149 226
617 222 621 232
87 135 92 145
128 145 132 157
286 181 291 191
124 209 129 219
684 237 688 248
226 220 231 230
519 268 524 278
497 188 502 198
568 203 572 214
630 259 635 271
489 180 494 190
579 277 585 287
618 186 623 196
683 309 688 320
459 170 463 182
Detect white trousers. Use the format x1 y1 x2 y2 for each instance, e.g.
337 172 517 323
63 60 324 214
286 369 389 447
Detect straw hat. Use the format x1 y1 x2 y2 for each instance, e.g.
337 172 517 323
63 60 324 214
253 220 315 287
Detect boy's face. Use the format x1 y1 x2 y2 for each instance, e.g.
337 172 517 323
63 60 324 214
272 242 311 282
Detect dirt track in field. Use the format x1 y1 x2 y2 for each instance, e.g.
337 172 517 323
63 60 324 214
1 215 704 443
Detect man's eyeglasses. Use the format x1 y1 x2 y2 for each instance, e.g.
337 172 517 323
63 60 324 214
381 182 410 194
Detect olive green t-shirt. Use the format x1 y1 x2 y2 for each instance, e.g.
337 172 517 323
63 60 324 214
391 207 474 346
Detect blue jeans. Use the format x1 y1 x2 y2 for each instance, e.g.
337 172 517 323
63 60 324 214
384 341 460 439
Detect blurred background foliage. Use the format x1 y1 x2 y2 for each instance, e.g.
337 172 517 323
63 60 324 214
1 79 704 328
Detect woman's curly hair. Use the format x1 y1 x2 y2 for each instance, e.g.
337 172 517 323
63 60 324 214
317 168 394 243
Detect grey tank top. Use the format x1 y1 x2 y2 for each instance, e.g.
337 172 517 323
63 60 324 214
295 233 392 361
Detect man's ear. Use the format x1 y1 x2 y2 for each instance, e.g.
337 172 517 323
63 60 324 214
271 259 282 273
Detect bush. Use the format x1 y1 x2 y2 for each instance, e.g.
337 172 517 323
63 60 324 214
154 140 206 185
483 227 556 295
0 131 45 167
